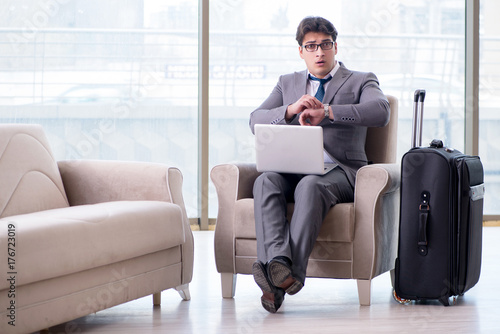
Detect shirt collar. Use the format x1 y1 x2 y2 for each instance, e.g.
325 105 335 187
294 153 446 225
308 61 340 80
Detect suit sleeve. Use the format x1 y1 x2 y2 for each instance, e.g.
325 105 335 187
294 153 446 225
329 72 390 128
249 76 297 134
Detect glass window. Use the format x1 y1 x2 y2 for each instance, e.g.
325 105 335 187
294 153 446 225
0 0 199 217
208 0 466 217
480 0 500 215
1 1 483 219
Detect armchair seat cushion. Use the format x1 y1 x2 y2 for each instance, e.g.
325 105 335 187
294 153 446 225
234 199 355 242
0 200 185 290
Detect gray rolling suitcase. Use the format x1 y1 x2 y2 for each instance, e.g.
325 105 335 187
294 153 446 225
393 90 485 306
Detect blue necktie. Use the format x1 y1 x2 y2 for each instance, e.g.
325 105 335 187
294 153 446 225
309 75 332 102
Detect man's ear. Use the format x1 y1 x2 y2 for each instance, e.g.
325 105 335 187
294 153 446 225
299 46 304 59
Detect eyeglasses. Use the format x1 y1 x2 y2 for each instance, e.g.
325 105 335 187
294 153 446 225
302 41 335 52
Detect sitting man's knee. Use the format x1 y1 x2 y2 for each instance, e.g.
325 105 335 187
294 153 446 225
295 176 323 193
254 172 284 192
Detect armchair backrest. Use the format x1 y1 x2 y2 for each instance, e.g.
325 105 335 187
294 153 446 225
0 124 69 218
365 95 398 164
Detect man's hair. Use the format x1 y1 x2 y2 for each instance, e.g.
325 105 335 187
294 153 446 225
295 16 338 46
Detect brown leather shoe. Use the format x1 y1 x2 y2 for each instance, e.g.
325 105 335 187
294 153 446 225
252 261 285 313
267 257 303 295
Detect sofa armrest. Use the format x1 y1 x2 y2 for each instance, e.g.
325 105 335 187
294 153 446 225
352 163 401 279
210 163 261 273
58 159 194 284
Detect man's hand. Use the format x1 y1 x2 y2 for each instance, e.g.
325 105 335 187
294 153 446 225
299 108 325 126
286 94 322 121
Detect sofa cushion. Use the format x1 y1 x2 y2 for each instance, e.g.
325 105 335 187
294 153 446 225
234 199 355 242
0 200 185 289
0 124 69 218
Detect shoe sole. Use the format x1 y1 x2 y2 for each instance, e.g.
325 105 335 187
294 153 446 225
284 280 303 295
252 262 273 294
268 260 303 295
252 262 281 313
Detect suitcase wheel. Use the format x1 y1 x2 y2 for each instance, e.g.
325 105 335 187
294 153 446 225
439 295 458 306
392 289 411 305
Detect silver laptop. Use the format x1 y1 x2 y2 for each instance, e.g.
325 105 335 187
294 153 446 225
254 124 336 175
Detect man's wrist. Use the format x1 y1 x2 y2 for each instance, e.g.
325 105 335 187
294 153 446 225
285 105 295 122
324 104 330 119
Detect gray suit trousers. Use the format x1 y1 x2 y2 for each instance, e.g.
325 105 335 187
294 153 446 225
253 167 354 283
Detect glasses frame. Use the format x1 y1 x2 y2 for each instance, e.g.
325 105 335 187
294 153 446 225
302 41 335 52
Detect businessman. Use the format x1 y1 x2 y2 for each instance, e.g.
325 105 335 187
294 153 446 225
249 16 390 313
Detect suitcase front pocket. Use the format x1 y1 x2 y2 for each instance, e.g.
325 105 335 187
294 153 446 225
456 157 485 295
460 183 484 293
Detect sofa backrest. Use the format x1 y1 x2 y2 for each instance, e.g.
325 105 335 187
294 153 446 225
0 124 69 218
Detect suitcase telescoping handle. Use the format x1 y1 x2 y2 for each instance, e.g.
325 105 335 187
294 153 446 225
411 89 426 148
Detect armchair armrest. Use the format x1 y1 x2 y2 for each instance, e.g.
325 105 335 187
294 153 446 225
352 163 401 279
210 163 261 273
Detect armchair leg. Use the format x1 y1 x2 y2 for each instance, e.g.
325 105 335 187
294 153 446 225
153 292 161 306
221 273 237 298
357 279 372 306
175 284 191 301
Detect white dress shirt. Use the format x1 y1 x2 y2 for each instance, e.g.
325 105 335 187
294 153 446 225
307 61 340 164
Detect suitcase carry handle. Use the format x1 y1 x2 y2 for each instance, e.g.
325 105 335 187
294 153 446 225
418 191 430 256
411 89 426 148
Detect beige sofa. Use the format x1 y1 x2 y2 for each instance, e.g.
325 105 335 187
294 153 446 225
0 124 194 334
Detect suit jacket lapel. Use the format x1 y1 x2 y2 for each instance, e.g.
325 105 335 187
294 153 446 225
323 62 352 103
294 70 308 100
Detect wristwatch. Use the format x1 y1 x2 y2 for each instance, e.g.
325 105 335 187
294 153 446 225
324 104 330 119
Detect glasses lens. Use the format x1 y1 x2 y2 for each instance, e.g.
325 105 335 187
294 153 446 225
304 44 317 52
321 42 334 50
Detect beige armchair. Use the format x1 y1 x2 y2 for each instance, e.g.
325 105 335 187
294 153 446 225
210 95 399 306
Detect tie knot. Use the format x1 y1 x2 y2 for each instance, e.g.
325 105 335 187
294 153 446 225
309 75 332 85
309 75 332 102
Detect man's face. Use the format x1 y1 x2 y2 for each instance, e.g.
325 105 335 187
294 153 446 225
299 32 337 79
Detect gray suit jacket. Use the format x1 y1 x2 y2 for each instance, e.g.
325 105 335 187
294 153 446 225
249 62 390 186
